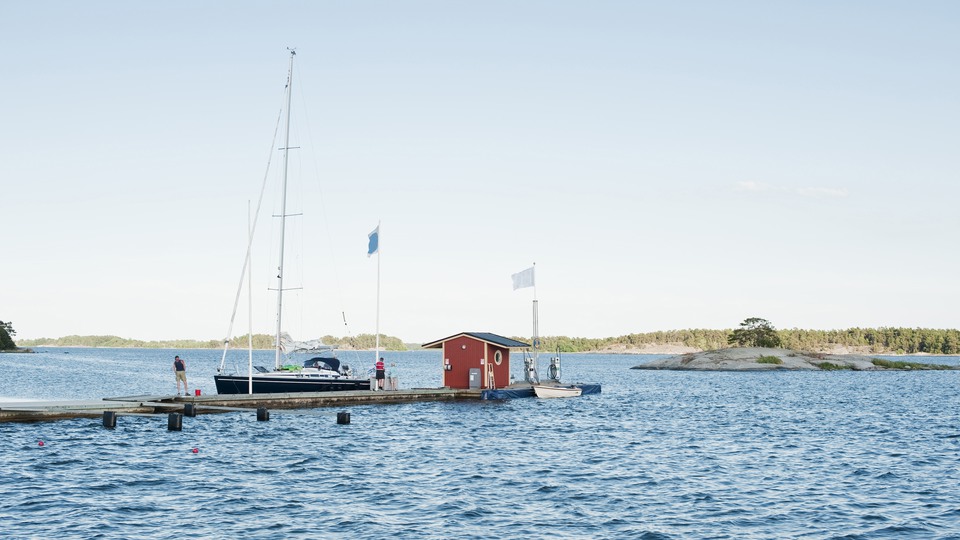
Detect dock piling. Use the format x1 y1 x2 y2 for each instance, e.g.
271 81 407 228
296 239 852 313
103 411 117 429
168 412 183 431
256 407 269 421
183 404 197 417
336 411 351 425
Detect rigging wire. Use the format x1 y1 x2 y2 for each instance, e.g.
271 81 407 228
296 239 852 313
294 59 364 368
218 83 288 374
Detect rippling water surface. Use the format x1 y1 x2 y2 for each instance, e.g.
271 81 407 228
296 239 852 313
2 348 959 539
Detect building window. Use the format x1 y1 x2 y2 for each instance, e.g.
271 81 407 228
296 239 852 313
494 350 503 365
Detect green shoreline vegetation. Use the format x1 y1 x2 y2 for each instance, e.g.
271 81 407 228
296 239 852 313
16 333 407 351
0 321 21 351
13 327 960 355
538 326 960 355
814 359 954 371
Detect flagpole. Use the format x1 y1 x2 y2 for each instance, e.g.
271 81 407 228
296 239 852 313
532 262 538 383
374 221 381 365
511 264 538 383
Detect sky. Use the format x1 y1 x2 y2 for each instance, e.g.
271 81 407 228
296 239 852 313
2 1 959 344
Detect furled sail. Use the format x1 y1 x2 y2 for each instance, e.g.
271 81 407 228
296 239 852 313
278 332 334 353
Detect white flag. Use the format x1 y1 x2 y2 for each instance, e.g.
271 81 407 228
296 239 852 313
511 266 535 290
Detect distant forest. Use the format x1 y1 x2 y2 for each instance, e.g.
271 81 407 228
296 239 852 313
532 327 960 355
17 327 960 355
17 333 407 351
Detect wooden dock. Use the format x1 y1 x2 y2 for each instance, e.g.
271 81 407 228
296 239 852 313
0 388 485 423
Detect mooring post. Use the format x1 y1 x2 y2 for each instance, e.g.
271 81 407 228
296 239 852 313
103 411 117 429
336 411 351 425
168 412 183 431
184 403 197 417
257 407 270 421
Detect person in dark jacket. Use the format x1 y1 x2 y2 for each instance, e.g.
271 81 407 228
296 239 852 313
173 355 188 396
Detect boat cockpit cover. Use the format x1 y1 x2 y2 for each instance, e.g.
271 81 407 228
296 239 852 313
304 356 341 372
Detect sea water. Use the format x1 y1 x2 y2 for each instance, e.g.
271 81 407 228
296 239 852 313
1 348 959 539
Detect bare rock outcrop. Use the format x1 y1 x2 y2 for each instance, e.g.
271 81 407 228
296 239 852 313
632 347 882 371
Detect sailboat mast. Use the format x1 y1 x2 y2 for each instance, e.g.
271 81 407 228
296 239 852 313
274 49 296 369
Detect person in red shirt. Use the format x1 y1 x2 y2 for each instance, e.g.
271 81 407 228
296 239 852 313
375 357 385 390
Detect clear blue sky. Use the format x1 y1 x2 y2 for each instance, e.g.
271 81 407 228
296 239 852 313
2 1 958 343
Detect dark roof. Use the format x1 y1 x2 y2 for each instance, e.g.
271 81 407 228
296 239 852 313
422 332 531 349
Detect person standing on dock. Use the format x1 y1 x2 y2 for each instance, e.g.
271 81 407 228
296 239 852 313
173 355 188 396
375 357 385 390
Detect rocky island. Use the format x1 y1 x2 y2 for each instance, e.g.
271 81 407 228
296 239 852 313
632 347 958 371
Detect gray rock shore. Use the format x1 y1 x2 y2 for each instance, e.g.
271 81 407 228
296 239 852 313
631 347 949 371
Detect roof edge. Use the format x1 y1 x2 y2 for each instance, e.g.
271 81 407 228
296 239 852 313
422 332 531 349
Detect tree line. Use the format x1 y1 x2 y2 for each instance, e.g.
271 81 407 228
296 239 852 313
776 327 960 355
15 326 960 355
16 333 408 351
526 330 729 353
522 326 960 355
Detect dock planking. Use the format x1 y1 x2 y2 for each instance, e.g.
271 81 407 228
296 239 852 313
0 388 486 423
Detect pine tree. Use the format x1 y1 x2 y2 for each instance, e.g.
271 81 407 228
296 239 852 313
0 321 17 350
727 317 782 348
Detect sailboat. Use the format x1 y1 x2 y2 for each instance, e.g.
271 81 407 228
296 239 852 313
214 50 371 394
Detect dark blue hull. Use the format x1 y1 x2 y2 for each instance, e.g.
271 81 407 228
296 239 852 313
214 374 371 394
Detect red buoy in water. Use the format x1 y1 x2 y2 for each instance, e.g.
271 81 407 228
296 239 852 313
192 448 199 454
38 441 44 447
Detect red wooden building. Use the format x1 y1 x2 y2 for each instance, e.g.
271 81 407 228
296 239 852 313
422 332 531 390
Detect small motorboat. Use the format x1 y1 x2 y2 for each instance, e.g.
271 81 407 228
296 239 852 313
533 384 582 398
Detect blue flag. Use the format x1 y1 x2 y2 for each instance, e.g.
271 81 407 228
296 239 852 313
367 225 379 257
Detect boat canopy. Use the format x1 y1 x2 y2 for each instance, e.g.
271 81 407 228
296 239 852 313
304 356 342 372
